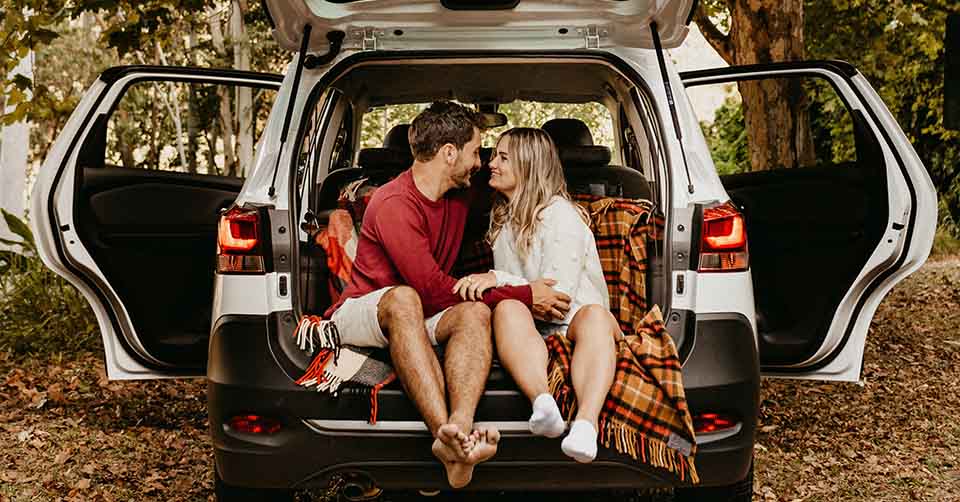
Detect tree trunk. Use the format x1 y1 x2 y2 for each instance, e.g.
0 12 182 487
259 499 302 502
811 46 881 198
695 0 815 171
185 27 199 174
232 0 254 177
0 52 31 247
208 8 238 177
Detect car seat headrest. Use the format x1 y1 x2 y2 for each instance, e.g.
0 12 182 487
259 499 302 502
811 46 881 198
558 145 611 167
542 118 594 147
357 148 413 170
384 124 412 153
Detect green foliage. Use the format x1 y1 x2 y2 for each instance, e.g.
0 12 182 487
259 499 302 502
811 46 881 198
805 0 960 231
701 97 749 175
0 211 98 357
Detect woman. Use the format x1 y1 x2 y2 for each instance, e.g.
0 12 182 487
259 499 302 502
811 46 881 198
452 127 620 463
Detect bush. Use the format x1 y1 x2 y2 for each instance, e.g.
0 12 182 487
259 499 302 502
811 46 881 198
0 210 98 358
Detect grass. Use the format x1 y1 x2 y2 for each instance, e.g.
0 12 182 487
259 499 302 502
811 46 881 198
932 225 960 258
0 210 98 359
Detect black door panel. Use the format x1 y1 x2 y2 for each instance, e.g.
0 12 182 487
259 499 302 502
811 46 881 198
721 164 887 366
76 167 243 367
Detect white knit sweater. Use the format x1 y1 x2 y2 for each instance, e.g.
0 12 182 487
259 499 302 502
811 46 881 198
491 196 608 326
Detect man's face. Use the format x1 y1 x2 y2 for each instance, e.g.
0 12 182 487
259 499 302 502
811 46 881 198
447 128 482 189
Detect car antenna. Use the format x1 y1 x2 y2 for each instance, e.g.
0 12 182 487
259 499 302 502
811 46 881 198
650 21 695 195
268 23 313 199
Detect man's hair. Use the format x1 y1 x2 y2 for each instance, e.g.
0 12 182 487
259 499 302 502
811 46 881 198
408 101 483 162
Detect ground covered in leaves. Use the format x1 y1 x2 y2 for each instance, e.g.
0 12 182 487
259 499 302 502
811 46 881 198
1 258 958 501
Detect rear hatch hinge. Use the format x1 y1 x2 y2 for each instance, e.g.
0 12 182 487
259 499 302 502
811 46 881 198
582 25 606 49
351 27 381 51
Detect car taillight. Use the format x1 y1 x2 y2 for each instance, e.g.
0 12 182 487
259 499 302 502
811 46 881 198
699 202 748 272
693 412 739 434
227 415 281 435
217 207 265 274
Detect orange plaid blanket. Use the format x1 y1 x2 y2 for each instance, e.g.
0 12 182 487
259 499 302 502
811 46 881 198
544 195 698 483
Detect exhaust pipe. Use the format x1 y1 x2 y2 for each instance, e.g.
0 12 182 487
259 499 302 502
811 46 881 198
338 472 383 502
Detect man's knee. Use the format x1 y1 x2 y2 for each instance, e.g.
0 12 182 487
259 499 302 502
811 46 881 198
454 301 491 329
378 286 422 327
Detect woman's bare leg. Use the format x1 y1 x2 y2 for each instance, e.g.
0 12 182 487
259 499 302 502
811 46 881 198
561 304 618 462
493 299 564 438
492 299 549 400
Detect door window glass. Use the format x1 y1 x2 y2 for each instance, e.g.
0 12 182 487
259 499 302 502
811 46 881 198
104 80 277 177
687 76 865 175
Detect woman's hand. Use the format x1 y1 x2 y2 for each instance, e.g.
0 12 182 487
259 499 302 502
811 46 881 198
452 272 498 301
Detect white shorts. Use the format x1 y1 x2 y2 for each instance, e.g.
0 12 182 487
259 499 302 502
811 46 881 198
331 286 449 348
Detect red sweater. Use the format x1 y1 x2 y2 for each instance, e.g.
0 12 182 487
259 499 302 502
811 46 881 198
325 170 532 319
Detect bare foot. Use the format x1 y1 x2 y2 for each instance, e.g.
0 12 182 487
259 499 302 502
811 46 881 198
437 423 470 460
432 438 475 489
465 426 501 465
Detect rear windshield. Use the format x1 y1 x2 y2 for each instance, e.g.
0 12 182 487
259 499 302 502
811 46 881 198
359 101 615 151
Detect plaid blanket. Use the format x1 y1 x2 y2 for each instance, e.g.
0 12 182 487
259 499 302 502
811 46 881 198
548 195 698 483
297 188 697 482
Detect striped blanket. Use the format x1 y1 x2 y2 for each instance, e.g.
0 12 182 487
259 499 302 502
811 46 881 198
296 187 697 482
551 195 698 483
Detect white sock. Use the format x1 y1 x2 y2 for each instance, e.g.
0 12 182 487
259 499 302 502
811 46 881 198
561 419 598 463
528 393 565 438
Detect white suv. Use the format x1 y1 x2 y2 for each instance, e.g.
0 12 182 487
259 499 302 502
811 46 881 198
31 1 937 500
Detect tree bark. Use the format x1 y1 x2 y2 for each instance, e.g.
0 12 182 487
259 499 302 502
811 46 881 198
185 27 199 174
695 0 816 171
231 0 254 177
208 7 238 176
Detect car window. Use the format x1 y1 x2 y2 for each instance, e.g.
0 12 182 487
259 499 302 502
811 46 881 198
687 76 861 175
485 101 615 150
104 79 276 178
360 103 428 150
358 101 615 152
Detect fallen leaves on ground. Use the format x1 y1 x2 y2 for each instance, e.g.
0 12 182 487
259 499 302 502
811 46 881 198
0 258 959 501
754 256 960 501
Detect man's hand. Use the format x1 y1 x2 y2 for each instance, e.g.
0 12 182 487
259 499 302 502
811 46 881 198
530 279 571 321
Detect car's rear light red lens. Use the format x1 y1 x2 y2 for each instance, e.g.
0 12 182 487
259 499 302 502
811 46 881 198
227 415 281 435
699 202 748 272
693 412 738 434
217 207 265 274
218 208 259 253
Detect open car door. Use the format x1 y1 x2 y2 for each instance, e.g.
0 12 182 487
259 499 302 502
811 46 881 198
682 61 937 382
31 66 281 380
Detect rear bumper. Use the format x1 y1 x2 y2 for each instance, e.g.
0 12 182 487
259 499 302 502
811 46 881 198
208 312 759 491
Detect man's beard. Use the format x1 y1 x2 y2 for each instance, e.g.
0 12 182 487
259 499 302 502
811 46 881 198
452 169 472 189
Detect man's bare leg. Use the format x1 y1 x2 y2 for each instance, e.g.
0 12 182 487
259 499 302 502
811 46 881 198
378 287 452 450
432 301 498 487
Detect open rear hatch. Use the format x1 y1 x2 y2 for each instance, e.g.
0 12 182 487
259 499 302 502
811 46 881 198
264 0 696 51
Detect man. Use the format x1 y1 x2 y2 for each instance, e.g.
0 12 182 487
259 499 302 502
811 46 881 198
323 102 571 488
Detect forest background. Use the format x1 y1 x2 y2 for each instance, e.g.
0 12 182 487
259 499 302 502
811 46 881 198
0 0 958 351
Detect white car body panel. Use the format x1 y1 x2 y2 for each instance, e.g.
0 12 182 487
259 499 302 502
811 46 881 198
265 0 695 52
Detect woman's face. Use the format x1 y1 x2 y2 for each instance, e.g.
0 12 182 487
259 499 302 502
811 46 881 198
489 136 519 199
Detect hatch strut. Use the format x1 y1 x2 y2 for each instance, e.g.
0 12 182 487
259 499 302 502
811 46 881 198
650 21 695 195
268 23 313 199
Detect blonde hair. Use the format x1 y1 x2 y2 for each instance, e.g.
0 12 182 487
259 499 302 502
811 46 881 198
487 127 585 258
